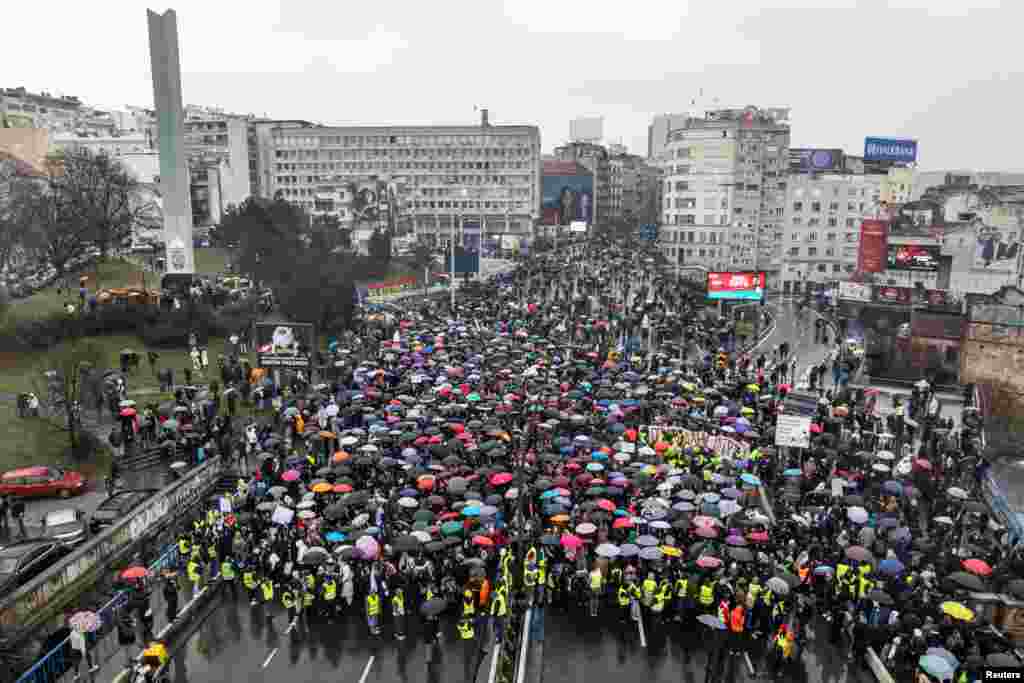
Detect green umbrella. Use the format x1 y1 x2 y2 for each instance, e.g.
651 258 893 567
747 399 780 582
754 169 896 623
441 521 464 537
413 509 435 523
467 393 482 403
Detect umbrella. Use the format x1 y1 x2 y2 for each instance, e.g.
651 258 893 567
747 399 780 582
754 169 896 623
766 577 790 595
596 543 620 558
120 566 150 580
420 598 448 617
639 546 663 561
940 601 975 622
696 555 721 569
69 611 101 633
962 558 992 577
866 589 893 605
576 522 597 535
636 534 658 547
845 545 874 563
847 506 868 524
697 614 726 630
878 558 905 576
948 571 986 592
282 470 301 482
918 655 953 680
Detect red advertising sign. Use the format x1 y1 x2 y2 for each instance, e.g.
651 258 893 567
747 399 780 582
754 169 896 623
706 271 767 301
858 219 889 273
873 285 912 305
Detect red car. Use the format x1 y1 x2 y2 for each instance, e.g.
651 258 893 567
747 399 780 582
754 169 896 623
0 466 86 499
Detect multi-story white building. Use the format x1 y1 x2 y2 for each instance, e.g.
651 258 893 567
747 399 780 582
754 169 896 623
647 113 689 161
782 170 885 294
655 106 790 276
50 132 152 157
552 141 610 227
253 111 541 250
0 87 82 132
184 107 251 227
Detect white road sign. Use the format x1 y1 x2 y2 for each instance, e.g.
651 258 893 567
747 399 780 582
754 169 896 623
775 414 812 449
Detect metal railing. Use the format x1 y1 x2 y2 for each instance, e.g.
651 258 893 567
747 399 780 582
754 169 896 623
14 545 178 683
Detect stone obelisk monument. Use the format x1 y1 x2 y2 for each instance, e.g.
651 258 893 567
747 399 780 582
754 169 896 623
147 8 194 275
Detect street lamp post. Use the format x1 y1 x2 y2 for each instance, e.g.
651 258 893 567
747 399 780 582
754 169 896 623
451 212 458 312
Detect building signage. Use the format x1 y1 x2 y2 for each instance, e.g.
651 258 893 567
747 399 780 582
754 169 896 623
838 281 872 303
357 276 418 303
789 148 843 173
775 414 812 449
706 271 766 301
864 137 918 163
255 322 315 369
642 426 750 461
887 243 940 272
857 219 889 273
873 285 913 305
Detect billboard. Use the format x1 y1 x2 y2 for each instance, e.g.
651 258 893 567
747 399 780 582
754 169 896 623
973 217 1022 272
462 220 481 251
838 281 872 303
254 322 315 369
857 219 889 273
542 161 593 226
864 137 918 164
706 271 766 301
887 243 940 272
789 148 843 173
0 127 50 177
873 285 913 306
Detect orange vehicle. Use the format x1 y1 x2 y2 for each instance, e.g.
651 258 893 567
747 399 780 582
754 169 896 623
95 287 160 307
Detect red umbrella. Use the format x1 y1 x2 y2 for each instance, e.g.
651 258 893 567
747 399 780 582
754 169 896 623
281 470 300 482
913 458 933 471
450 423 465 434
613 517 634 529
472 535 494 547
333 483 353 494
748 530 770 543
417 475 435 491
624 429 637 442
415 436 430 446
490 472 513 486
962 558 992 577
119 408 136 417
596 499 615 512
120 566 150 580
809 423 823 434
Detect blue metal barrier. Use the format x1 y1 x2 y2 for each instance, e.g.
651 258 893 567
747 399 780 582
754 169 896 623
15 544 177 683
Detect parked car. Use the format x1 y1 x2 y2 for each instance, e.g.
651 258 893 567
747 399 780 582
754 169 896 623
0 466 86 499
0 540 71 592
89 490 158 534
41 508 87 547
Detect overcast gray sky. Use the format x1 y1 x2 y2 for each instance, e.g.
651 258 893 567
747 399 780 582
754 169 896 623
7 0 1022 170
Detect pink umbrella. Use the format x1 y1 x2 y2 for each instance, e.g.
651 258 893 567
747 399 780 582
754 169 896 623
748 530 770 543
696 555 722 569
355 535 380 560
281 470 300 482
560 533 583 550
693 515 718 527
490 472 513 486
695 526 719 539
613 517 634 529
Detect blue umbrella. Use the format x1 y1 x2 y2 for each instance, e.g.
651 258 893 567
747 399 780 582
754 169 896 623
400 488 418 497
462 506 481 517
619 543 640 558
325 531 346 543
813 565 834 577
540 490 559 500
879 558 905 576
740 473 761 486
591 452 609 461
918 655 954 680
882 480 903 497
783 468 802 477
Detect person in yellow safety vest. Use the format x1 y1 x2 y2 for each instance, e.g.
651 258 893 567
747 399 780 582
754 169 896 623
772 596 787 627
641 573 657 608
322 577 338 618
771 624 796 678
589 566 604 617
537 556 548 605
617 583 632 624
243 569 259 605
302 584 315 619
282 586 298 622
177 535 191 560
500 548 512 585
524 560 539 604
366 592 381 635
674 575 689 621
652 579 670 615
745 579 761 629
260 578 274 607
462 589 475 618
457 618 474 640
858 566 874 600
392 586 406 640
491 583 509 643
220 558 237 599
836 568 857 602
206 541 218 576
186 553 202 596
699 578 717 611
236 478 248 497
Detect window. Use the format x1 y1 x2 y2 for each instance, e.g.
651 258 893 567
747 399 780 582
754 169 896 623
790 232 801 242
792 217 802 225
844 264 855 272
847 202 857 212
676 148 690 159
792 201 803 212
807 232 818 242
704 214 715 225
846 218 856 228
675 181 688 192
845 232 857 242
817 264 827 272
828 217 838 227
808 247 818 256
811 201 821 212
826 232 837 241
829 202 839 211
825 247 835 257
833 264 842 273
788 247 799 256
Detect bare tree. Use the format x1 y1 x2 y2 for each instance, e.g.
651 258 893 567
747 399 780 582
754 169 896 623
30 337 105 457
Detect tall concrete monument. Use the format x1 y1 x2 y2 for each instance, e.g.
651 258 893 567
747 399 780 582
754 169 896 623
147 8 194 275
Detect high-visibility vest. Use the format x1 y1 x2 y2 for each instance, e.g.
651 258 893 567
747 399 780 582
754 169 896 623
798 566 810 584
303 590 314 608
221 561 236 580
463 591 475 617
323 580 337 601
773 599 786 618
524 565 538 587
537 560 547 585
305 574 316 591
243 572 257 589
699 582 715 606
590 569 604 592
282 590 295 609
642 578 657 605
730 606 745 633
392 589 405 615
491 589 508 617
762 589 773 606
178 538 191 556
187 561 201 583
261 580 274 602
747 581 761 608
675 577 689 598
836 563 852 581
367 594 381 616
719 600 730 623
617 585 631 607
458 620 474 640
207 544 217 561
859 575 874 599
653 581 670 613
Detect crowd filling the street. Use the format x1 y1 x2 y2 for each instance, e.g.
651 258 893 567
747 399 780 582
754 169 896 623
40 236 1024 683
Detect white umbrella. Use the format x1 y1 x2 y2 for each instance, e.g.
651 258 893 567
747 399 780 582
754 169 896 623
596 543 620 558
847 506 869 524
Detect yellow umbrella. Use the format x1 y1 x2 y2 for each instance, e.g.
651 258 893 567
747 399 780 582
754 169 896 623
660 545 682 558
940 601 974 622
312 482 333 494
681 382 697 392
550 514 570 524
740 407 755 415
745 383 761 393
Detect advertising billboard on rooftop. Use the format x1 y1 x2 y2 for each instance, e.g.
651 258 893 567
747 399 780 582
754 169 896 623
789 148 843 173
542 163 593 226
887 244 940 272
864 137 918 163
706 272 766 301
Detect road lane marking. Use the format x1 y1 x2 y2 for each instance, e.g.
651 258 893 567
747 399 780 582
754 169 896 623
637 611 646 648
744 653 755 676
488 640 502 683
357 655 375 683
285 618 297 634
261 648 278 668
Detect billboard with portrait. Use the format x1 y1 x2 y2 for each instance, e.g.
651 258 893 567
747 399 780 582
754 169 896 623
973 216 1023 272
254 322 315 369
706 272 766 301
542 161 593 226
886 244 940 272
864 137 918 163
788 149 843 173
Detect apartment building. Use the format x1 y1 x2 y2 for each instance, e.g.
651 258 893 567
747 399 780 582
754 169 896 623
552 141 610 227
656 106 791 276
253 110 541 250
184 106 251 227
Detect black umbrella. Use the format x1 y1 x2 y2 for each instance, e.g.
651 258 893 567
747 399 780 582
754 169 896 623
393 535 421 553
947 571 986 592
